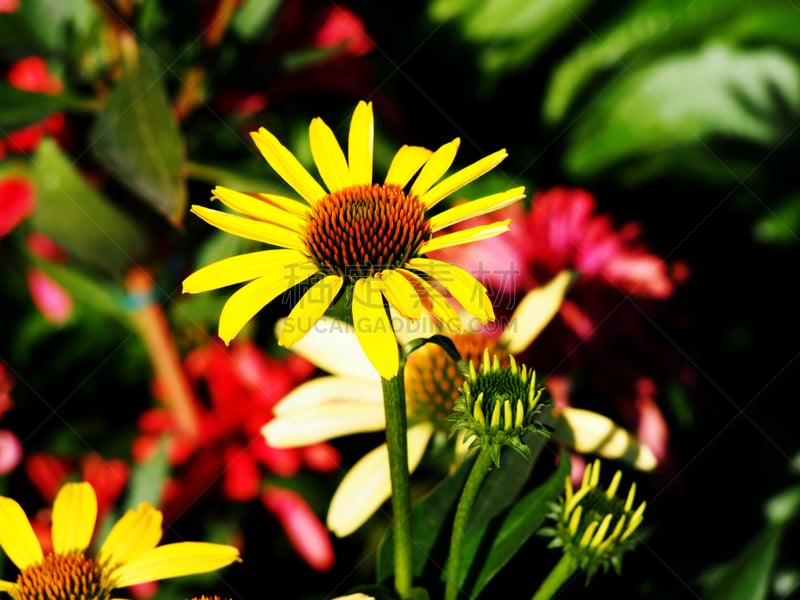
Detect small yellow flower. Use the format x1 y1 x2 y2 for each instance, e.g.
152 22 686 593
0 482 240 599
182 101 525 379
262 273 656 537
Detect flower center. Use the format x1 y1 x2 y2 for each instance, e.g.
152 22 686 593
304 183 431 279
405 333 507 430
16 553 109 600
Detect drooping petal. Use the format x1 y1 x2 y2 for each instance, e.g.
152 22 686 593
409 138 460 199
352 278 399 379
500 270 572 353
52 482 97 555
348 101 373 185
385 145 433 188
419 148 508 210
550 407 657 471
275 316 379 381
263 401 386 447
251 128 327 204
272 376 382 416
112 542 240 588
397 269 462 332
0 581 18 592
190 205 307 251
98 503 163 569
327 423 434 537
257 192 311 217
310 117 352 192
218 264 319 344
0 496 43 570
407 258 494 323
182 249 310 294
212 187 306 233
375 269 423 320
418 219 510 255
279 274 344 347
428 186 525 232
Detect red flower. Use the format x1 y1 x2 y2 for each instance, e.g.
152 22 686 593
0 176 35 238
1 57 65 156
133 340 339 570
0 363 22 475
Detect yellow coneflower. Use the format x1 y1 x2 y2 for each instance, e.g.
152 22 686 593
182 101 525 379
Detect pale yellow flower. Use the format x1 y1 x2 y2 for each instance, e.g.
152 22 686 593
262 272 656 536
183 101 525 379
0 482 240 599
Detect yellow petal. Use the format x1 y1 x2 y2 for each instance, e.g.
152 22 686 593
327 423 434 537
408 258 494 323
418 219 510 254
257 192 311 217
397 269 462 333
190 205 307 251
52 482 97 555
212 186 306 233
182 249 310 294
385 145 433 188
98 503 163 569
0 496 43 570
0 582 18 592
419 148 508 210
375 269 423 320
263 401 385 447
310 117 352 191
279 274 344 347
275 317 379 381
251 127 327 204
550 407 657 471
112 542 240 588
272 376 382 416
218 264 319 344
428 186 525 232
352 278 399 379
500 270 572 353
409 138 460 199
348 101 373 185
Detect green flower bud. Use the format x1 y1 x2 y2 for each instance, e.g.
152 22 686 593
449 348 551 466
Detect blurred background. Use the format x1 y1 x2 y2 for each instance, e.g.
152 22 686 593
1 0 799 598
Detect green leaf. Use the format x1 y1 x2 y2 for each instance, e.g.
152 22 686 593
562 43 800 180
460 450 570 598
753 193 800 246
376 453 473 583
125 435 170 510
428 0 595 79
90 35 187 225
29 139 148 277
702 525 784 600
0 0 93 53
0 85 82 130
231 0 283 42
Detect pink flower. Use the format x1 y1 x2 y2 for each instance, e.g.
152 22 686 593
132 340 339 570
0 363 22 475
25 233 73 323
0 176 36 237
0 0 20 13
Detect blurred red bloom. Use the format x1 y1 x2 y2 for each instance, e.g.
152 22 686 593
133 340 339 570
0 0 19 13
24 452 130 519
1 57 64 157
25 232 73 324
0 363 22 475
0 176 35 238
433 186 688 463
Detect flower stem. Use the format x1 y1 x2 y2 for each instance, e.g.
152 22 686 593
382 370 413 599
444 446 495 600
531 554 579 600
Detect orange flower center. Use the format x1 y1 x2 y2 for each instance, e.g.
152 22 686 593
304 183 431 279
405 333 509 430
16 553 109 600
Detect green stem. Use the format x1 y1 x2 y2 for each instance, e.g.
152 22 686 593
382 370 413 599
531 554 579 600
444 446 496 600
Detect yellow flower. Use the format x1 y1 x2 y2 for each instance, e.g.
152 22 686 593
182 101 525 379
262 272 656 537
0 482 240 599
